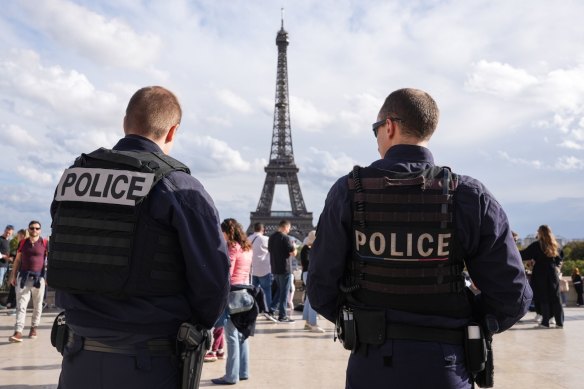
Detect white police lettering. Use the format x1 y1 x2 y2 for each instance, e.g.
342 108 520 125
55 168 155 206
355 229 451 261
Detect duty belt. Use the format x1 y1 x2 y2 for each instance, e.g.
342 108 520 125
386 323 464 345
82 339 176 356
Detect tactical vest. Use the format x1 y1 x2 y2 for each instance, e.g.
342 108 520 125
345 165 472 319
47 148 190 298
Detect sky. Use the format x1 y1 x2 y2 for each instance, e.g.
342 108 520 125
0 0 583 240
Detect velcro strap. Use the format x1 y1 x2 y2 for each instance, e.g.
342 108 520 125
386 323 463 345
353 193 452 205
353 211 452 223
356 262 455 278
83 339 175 356
348 177 457 191
359 279 454 294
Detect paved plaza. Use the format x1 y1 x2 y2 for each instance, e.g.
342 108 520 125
1 306 583 388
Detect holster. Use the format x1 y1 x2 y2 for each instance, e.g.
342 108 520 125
177 323 211 389
50 312 69 355
335 306 357 351
473 335 494 388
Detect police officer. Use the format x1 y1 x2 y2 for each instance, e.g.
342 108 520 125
49 86 230 388
307 88 533 389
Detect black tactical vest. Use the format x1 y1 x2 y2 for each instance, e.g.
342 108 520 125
48 148 190 298
345 165 472 319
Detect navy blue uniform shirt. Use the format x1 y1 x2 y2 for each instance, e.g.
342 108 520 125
52 135 230 343
308 144 532 332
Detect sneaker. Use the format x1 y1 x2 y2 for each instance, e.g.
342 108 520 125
536 324 550 329
278 317 295 323
304 323 312 330
310 326 326 333
216 349 225 359
204 352 218 362
263 313 278 323
534 314 542 322
554 325 564 329
28 327 37 339
549 318 555 325
9 331 23 342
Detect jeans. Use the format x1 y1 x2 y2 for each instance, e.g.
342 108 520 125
0 267 7 289
224 317 249 383
252 274 273 311
15 276 45 332
302 273 318 326
274 273 291 319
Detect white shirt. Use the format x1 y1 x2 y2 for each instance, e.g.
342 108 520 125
247 232 271 277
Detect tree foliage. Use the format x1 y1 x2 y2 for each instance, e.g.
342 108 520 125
563 240 584 261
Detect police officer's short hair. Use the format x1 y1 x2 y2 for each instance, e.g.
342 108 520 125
279 220 291 228
253 223 264 232
378 88 439 140
125 86 182 140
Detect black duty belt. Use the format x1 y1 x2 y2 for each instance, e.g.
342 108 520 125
83 339 176 356
386 323 464 345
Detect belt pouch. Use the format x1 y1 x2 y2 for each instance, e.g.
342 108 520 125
50 312 69 355
354 309 386 345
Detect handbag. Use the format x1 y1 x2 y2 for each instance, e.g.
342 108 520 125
227 289 255 314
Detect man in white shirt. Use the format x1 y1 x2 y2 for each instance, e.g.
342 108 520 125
247 223 277 322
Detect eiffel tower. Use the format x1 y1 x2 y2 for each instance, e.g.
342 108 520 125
248 13 314 240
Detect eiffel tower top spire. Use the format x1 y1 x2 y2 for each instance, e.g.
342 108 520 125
248 15 314 239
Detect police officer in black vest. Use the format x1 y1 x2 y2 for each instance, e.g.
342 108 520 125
49 86 230 388
307 88 533 389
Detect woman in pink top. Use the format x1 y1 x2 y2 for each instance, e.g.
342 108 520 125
212 219 252 385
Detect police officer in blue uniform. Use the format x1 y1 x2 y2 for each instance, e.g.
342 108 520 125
49 86 230 389
307 88 532 389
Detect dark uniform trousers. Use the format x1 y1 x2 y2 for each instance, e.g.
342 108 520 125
346 339 472 389
58 346 179 389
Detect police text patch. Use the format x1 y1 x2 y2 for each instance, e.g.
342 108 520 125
355 229 451 262
55 168 155 206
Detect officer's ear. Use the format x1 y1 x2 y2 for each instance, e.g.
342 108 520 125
165 124 179 144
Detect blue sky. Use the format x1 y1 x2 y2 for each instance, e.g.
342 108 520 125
0 0 583 240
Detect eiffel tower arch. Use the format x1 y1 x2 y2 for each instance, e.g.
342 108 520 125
248 14 314 241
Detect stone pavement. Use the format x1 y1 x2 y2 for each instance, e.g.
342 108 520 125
1 307 583 389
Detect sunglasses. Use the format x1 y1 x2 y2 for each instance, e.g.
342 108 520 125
371 117 404 138
29 227 41 230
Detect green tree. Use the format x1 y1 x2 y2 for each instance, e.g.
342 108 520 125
563 240 584 261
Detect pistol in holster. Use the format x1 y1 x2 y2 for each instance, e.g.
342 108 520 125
335 305 357 351
177 322 211 389
464 320 495 388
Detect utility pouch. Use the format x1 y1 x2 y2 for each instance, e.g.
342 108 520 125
335 306 357 351
464 324 487 373
50 312 69 355
354 308 386 345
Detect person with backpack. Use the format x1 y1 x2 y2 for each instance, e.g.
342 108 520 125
8 220 47 342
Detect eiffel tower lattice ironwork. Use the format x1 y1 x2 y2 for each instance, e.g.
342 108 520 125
248 15 314 240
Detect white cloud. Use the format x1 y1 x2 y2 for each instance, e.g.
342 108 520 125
16 165 54 186
554 156 584 171
289 96 332 132
216 89 253 115
0 49 120 125
498 151 542 169
1 124 40 147
465 60 538 96
20 0 161 69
